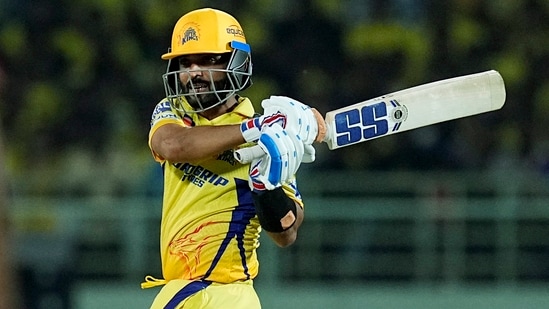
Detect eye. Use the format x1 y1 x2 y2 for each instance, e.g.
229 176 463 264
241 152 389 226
177 54 230 68
204 55 223 65
178 57 191 68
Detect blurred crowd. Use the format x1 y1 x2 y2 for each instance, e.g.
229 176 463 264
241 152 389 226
0 0 547 196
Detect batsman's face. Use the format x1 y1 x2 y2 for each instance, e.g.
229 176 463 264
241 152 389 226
177 54 230 110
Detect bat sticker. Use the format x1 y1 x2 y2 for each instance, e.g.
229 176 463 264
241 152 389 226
388 100 408 131
333 101 390 147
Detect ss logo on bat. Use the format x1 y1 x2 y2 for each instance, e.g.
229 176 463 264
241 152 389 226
334 101 407 147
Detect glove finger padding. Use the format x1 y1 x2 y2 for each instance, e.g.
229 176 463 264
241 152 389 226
249 125 304 191
278 127 304 181
302 143 316 163
262 96 319 146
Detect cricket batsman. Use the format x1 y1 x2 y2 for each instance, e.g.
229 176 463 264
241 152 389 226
142 7 320 308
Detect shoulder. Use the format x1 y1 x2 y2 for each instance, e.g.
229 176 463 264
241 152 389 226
151 99 179 120
150 99 187 128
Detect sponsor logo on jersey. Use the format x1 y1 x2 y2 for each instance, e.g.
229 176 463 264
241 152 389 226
151 101 177 126
217 150 237 166
173 163 229 188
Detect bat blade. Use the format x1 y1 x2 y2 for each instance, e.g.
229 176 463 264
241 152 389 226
324 70 506 150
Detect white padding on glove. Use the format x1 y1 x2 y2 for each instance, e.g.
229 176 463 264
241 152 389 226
262 96 318 162
248 125 304 191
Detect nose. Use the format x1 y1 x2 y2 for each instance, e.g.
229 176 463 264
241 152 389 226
188 63 202 76
179 63 202 83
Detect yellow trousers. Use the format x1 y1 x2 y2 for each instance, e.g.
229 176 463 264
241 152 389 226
148 279 261 309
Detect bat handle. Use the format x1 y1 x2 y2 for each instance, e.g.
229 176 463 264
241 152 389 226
311 108 328 143
234 145 265 164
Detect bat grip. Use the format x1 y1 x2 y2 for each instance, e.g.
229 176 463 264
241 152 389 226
311 108 327 143
234 145 265 164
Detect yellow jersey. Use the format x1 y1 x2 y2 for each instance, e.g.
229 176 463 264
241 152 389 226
146 96 303 285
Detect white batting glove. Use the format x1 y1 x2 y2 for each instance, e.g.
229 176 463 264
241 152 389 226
248 125 304 192
240 111 287 143
262 96 319 162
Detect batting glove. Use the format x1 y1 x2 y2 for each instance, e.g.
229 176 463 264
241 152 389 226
248 124 304 192
240 111 287 143
262 96 322 162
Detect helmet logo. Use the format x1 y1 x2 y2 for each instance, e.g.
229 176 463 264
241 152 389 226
226 25 245 38
181 27 199 45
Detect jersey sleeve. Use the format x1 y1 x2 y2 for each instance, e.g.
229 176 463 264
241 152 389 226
281 178 304 209
148 100 185 163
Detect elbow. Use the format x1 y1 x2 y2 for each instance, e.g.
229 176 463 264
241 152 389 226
276 234 297 248
150 126 199 163
252 188 304 248
268 228 298 248
157 141 199 163
160 145 187 163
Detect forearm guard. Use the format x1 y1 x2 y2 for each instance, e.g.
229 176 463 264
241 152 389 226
251 187 297 233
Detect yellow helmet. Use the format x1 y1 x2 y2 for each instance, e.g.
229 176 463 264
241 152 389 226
162 8 247 59
161 8 253 113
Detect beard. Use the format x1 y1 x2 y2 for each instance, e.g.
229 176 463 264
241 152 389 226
184 77 229 111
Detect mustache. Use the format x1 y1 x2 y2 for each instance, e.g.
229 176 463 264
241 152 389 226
186 77 210 88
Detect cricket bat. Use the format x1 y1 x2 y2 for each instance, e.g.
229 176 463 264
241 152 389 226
235 70 506 161
322 69 505 149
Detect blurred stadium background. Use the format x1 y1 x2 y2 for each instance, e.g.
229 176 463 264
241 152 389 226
0 0 548 308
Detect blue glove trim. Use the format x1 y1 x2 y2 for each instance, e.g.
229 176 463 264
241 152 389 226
259 133 282 185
